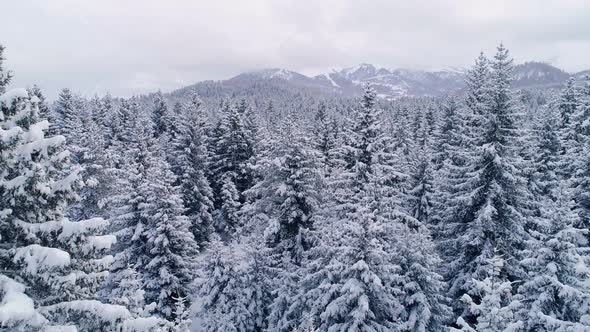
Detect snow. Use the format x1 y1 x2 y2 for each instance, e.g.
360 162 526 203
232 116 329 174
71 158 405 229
83 235 117 253
41 300 131 324
13 244 71 274
0 275 47 327
15 217 109 240
270 69 294 80
323 73 340 88
0 88 28 105
23 120 49 142
59 217 109 239
121 317 166 331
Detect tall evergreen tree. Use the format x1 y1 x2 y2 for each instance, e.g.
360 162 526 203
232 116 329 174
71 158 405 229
312 102 338 175
289 86 449 331
0 45 11 93
152 91 172 138
0 83 134 330
173 93 214 245
246 112 321 331
440 45 528 324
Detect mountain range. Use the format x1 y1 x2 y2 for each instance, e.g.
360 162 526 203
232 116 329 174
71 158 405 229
174 62 588 100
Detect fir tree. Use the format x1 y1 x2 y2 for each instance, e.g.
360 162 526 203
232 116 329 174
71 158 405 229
0 84 129 330
516 192 590 331
152 91 172 138
312 102 338 175
291 86 449 331
440 45 528 324
0 45 12 93
196 238 268 332
173 93 214 245
453 253 521 332
247 112 321 331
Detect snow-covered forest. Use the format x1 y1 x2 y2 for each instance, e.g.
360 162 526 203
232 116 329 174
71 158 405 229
1 41 590 332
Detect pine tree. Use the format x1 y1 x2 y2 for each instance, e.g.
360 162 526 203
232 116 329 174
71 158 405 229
209 102 256 204
516 192 590 331
217 172 242 238
152 91 172 138
558 77 579 139
247 112 321 331
530 107 560 204
431 97 468 233
0 84 130 330
53 88 86 148
289 86 449 331
440 46 528 323
312 102 338 175
103 109 198 321
453 253 521 332
171 295 191 332
173 93 214 245
141 148 199 320
0 45 12 93
196 238 268 332
407 151 435 227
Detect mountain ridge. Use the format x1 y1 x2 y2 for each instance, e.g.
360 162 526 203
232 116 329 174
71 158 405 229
173 62 589 100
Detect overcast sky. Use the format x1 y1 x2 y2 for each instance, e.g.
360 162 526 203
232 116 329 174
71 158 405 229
2 0 589 98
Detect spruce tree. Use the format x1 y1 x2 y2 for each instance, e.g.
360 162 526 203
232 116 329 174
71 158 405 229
290 86 449 331
173 93 214 245
516 192 590 330
246 112 321 331
152 91 172 138
196 238 268 332
0 82 134 330
453 253 521 332
0 45 10 93
312 102 338 175
440 45 528 324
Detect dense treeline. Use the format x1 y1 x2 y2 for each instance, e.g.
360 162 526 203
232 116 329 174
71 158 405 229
1 44 590 331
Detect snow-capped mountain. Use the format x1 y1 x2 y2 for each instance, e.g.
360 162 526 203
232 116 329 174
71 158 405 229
176 62 588 101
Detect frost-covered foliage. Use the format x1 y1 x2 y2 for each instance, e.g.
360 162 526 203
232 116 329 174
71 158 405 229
516 193 590 330
0 57 154 331
195 238 268 332
172 94 214 245
439 45 530 324
452 253 521 332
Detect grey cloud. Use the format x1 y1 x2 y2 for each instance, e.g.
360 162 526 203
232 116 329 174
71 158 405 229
2 0 588 98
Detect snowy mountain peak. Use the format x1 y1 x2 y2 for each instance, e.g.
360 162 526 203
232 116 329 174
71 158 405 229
240 68 305 81
340 63 390 80
182 61 589 101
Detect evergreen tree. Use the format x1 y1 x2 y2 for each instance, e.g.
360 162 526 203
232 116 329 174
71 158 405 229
209 102 256 204
440 45 528 324
152 91 172 138
0 84 131 330
516 192 590 331
246 112 321 331
174 93 214 245
0 45 12 93
290 86 449 331
140 147 199 319
196 238 268 332
453 253 521 332
530 107 560 204
407 151 435 227
103 110 198 321
312 102 338 175
216 172 242 238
